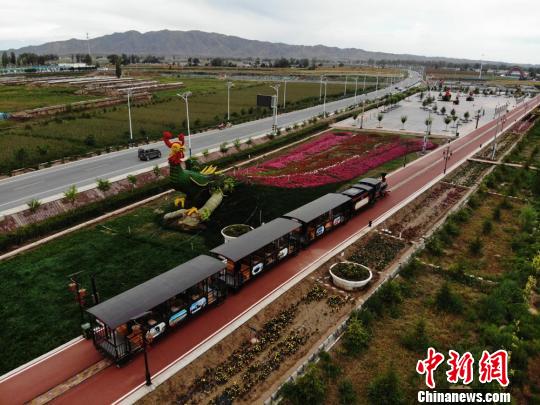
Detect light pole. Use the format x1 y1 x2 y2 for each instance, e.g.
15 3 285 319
354 76 358 104
319 75 324 100
226 81 233 123
270 84 280 135
127 89 133 144
360 76 367 129
344 75 348 96
131 316 152 386
283 78 287 109
322 78 328 117
177 91 193 158
443 143 452 174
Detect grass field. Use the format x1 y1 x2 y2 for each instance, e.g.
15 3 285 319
0 76 375 174
0 128 425 374
0 85 94 112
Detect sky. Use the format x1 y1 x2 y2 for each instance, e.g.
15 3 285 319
1 0 539 64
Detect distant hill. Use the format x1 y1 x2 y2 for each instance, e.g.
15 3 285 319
8 29 486 64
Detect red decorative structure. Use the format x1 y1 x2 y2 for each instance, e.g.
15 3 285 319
162 131 185 166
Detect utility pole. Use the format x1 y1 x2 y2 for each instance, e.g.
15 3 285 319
86 33 92 64
127 89 133 144
226 81 233 122
177 91 193 157
270 84 280 135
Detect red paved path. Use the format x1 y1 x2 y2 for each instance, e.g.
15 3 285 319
1 97 538 405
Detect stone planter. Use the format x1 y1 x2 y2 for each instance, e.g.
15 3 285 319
221 224 254 243
329 261 372 291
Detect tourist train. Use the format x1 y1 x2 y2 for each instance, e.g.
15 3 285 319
87 174 388 364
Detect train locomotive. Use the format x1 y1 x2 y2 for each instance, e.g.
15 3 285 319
87 174 388 364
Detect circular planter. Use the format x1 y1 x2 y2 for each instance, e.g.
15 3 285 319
221 224 254 243
329 261 372 291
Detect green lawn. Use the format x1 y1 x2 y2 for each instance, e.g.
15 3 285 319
0 76 374 174
0 85 94 112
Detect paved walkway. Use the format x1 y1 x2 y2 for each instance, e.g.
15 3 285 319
0 96 538 405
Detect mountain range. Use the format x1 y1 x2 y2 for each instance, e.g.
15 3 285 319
8 29 488 64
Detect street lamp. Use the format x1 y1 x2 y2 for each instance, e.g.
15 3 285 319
443 143 453 174
226 81 233 123
319 75 324 100
127 89 133 144
322 78 328 117
177 91 193 158
344 75 348 96
354 76 359 104
270 84 280 135
360 76 367 129
130 315 152 386
283 78 287 109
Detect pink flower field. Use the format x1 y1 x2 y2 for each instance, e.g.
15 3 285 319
234 131 436 188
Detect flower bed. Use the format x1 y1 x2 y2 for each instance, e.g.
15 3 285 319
331 262 371 281
234 131 436 188
349 233 407 271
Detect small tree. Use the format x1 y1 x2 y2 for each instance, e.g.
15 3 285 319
127 174 137 189
519 205 537 232
338 379 357 405
450 108 456 117
401 319 431 352
469 235 483 256
400 115 407 130
279 365 326 405
444 116 452 131
435 282 463 313
219 142 229 154
234 138 241 151
377 113 384 128
152 165 161 178
343 318 370 356
115 60 122 78
202 149 209 159
367 367 405 405
96 178 111 192
464 111 470 121
27 198 42 213
425 117 433 134
64 185 78 204
440 106 446 115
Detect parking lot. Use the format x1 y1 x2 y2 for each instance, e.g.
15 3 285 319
336 92 524 137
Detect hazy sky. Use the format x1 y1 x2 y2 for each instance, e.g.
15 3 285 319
1 0 539 64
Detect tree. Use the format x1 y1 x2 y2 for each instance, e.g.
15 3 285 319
210 57 223 67
64 185 78 204
338 379 357 405
464 111 470 121
440 106 446 115
444 116 452 131
435 282 463 313
425 117 433 134
127 174 138 189
83 54 92 65
377 113 384 128
14 147 28 164
1 52 8 67
10 52 16 65
519 205 537 232
400 115 407 130
107 54 120 64
115 60 122 78
96 178 111 192
367 367 405 405
280 365 326 405
343 318 370 356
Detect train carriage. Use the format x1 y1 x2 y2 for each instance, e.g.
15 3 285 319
87 255 227 364
211 218 302 289
283 193 352 244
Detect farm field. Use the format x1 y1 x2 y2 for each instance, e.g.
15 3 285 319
281 154 540 405
0 75 374 174
0 85 94 112
0 127 425 375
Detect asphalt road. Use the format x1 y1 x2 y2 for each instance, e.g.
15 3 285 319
0 71 421 213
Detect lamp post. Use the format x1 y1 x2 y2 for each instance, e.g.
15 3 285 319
127 89 133 144
443 143 452 174
360 75 367 129
322 78 328 117
142 331 152 386
344 75 348 96
354 76 358 104
226 81 233 123
283 78 287 109
319 75 324 100
270 84 280 135
177 91 193 158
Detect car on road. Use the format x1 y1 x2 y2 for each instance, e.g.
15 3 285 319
138 148 162 161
